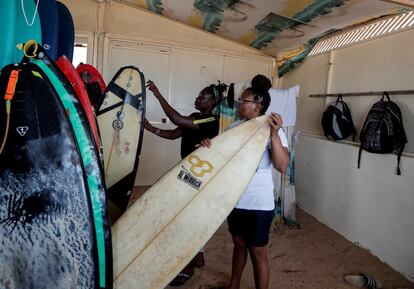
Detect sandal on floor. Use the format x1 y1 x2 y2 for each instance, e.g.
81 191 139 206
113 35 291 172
344 274 383 289
169 272 194 286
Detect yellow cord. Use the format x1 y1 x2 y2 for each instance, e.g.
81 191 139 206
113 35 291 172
1 69 20 155
0 100 11 155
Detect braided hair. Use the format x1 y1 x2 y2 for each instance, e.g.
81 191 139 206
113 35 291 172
204 83 227 106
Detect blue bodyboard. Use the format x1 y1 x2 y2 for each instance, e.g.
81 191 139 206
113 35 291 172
57 2 75 61
37 0 59 60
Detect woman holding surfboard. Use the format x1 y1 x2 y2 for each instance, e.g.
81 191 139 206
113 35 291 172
201 82 289 289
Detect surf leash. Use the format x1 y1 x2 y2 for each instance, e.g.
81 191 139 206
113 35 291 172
104 107 124 181
0 69 20 155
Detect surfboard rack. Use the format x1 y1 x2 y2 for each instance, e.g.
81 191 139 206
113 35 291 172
309 89 414 97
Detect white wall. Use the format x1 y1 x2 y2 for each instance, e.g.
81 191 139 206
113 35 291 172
60 0 275 185
282 28 414 281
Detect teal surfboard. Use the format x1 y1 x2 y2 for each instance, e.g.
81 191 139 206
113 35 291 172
0 0 42 68
14 0 42 63
0 2 16 69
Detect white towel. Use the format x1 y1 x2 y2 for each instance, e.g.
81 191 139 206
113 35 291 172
266 85 300 126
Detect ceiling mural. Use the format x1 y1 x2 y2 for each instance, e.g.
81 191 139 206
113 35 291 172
118 0 410 76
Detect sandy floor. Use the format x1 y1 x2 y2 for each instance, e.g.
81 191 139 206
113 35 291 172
129 187 413 289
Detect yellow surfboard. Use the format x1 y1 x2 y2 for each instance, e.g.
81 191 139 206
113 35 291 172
112 115 270 289
97 66 146 211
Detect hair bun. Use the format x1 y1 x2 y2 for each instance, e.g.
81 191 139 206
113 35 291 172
251 74 271 92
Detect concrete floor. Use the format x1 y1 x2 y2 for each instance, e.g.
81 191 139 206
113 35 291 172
126 186 413 289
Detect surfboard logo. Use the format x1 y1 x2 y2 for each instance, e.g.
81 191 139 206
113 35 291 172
16 126 29 136
113 110 125 130
177 169 202 190
188 155 213 177
177 155 213 189
112 119 124 130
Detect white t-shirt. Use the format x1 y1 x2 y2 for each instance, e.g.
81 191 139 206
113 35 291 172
227 120 288 210
266 85 300 126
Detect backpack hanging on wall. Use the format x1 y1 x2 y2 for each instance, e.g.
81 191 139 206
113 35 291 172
358 92 407 175
321 94 356 141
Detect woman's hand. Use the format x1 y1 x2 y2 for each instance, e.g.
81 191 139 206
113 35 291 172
268 113 289 173
199 138 212 148
146 80 161 97
268 112 283 135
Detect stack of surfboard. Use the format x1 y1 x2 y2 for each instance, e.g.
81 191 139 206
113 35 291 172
0 0 148 285
0 44 113 289
0 1 114 288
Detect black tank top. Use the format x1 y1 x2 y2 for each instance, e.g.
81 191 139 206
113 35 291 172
180 113 219 159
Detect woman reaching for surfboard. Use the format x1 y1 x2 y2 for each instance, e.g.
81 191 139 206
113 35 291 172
201 85 289 289
144 80 219 160
144 80 220 286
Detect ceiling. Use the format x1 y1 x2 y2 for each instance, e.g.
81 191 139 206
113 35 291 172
116 0 411 76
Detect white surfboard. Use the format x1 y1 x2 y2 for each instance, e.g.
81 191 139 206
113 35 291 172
112 115 270 289
97 66 146 211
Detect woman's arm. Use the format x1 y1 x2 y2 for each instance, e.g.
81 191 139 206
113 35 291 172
144 119 182 140
147 80 199 130
268 113 289 173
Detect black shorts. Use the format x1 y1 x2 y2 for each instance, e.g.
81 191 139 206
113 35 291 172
227 208 274 247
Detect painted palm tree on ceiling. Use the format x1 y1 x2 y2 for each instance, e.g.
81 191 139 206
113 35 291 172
123 0 407 76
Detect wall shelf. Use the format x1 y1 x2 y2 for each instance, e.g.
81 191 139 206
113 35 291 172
309 90 414 97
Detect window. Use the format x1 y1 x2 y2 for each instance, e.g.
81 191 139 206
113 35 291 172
309 10 414 56
73 43 88 67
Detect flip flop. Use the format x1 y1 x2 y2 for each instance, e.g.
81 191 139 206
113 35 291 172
344 274 383 289
169 272 194 286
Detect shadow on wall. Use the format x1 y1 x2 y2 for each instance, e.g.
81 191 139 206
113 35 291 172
395 99 414 152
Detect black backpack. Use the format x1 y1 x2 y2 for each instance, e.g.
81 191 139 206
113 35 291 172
321 95 356 141
358 92 407 175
